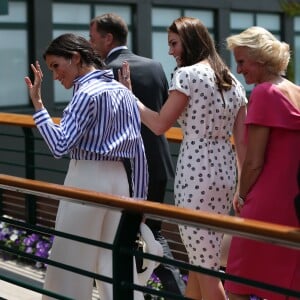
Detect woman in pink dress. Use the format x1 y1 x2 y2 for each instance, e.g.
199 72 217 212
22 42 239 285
225 26 300 300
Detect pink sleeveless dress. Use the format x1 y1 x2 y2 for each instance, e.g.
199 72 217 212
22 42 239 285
225 82 300 300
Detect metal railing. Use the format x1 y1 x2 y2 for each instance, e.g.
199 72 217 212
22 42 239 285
0 174 300 299
0 112 182 183
0 112 181 226
0 113 300 299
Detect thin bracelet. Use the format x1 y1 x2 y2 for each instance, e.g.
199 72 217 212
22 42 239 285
238 195 245 206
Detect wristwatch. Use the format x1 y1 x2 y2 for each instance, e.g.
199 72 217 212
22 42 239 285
238 195 245 206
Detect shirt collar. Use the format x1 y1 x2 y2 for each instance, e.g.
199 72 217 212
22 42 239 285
73 69 114 93
107 46 128 58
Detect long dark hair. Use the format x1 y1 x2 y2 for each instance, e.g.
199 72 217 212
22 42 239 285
168 17 234 92
43 33 105 69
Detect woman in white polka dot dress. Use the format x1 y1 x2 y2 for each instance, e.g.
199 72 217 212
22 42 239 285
120 16 247 300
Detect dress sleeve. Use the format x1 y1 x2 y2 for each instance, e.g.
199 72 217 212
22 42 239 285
246 83 299 129
169 67 191 97
235 79 248 107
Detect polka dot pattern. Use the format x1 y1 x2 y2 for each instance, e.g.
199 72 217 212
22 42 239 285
170 64 247 270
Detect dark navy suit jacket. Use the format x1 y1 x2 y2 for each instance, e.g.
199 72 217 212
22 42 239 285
105 49 174 201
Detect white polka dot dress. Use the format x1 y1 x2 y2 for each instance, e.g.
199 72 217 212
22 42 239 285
169 63 247 270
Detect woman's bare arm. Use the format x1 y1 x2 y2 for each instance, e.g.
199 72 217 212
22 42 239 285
119 61 188 135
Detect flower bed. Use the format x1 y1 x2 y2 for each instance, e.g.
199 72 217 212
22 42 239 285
0 220 53 268
0 220 165 299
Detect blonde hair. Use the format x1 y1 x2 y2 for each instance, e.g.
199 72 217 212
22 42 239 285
226 26 290 76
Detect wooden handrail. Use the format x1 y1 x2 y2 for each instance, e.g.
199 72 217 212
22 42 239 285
0 112 60 128
0 112 183 143
0 173 299 250
165 126 183 143
0 112 237 145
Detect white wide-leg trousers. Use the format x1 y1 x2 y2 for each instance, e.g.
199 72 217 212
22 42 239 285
42 159 144 300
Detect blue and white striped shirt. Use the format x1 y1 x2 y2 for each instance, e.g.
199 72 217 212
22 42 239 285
33 69 148 199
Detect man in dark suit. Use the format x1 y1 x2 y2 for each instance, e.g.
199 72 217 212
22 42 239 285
89 13 185 297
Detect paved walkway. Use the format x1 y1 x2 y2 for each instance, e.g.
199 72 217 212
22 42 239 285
0 258 100 300
0 258 44 300
0 280 42 300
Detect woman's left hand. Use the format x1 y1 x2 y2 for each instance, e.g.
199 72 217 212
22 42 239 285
118 61 132 91
233 192 243 216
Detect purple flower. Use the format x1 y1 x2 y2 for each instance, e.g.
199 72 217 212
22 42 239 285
25 246 34 254
0 232 7 241
43 242 51 251
35 247 49 258
182 274 188 284
150 273 160 283
23 237 34 247
0 221 54 269
30 233 40 242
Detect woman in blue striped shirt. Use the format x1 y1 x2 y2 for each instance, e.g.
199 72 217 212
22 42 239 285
24 33 148 300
